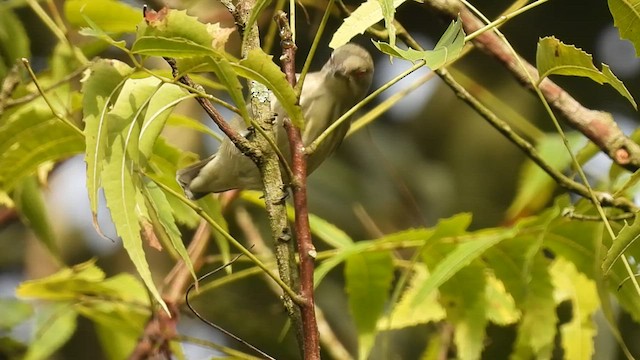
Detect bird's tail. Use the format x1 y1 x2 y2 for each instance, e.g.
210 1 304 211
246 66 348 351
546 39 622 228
176 155 214 200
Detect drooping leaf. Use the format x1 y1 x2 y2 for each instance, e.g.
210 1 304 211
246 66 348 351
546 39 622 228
330 0 408 49
536 36 636 109
24 303 78 360
13 176 59 259
511 253 557 360
378 264 445 329
377 0 397 47
102 77 168 313
603 213 640 274
345 251 394 360
143 181 196 281
64 0 141 33
138 83 189 160
551 259 598 360
373 17 465 69
412 227 518 308
82 59 133 223
608 0 640 56
0 99 84 192
234 49 304 128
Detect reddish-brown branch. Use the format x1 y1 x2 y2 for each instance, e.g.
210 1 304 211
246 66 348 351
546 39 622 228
274 10 321 360
425 0 640 171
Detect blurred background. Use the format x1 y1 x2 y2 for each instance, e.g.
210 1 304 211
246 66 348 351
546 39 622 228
2 0 640 359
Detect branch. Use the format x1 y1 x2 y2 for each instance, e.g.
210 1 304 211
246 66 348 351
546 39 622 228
274 10 321 360
424 0 640 171
232 0 304 350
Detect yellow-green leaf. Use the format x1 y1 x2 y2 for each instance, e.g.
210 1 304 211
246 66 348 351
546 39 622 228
608 0 640 56
24 303 77 360
373 17 465 69
536 36 637 109
64 0 140 33
330 0 407 49
345 251 394 360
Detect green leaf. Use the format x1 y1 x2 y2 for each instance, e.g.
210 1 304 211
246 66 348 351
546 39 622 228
0 9 30 78
608 0 640 56
166 113 221 140
234 49 304 128
345 251 394 360
143 181 196 281
0 99 84 192
551 259 598 360
373 18 465 69
484 274 520 326
0 299 32 330
603 213 640 274
138 83 189 160
137 9 227 49
82 59 133 223
102 77 168 313
64 0 140 33
24 303 77 360
377 0 397 48
13 176 59 259
330 0 408 49
131 36 214 58
511 253 556 360
506 133 585 221
378 264 445 330
412 227 517 308
536 36 637 109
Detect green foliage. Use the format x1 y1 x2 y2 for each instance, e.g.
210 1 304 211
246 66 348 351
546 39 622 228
374 17 465 69
608 0 640 56
4 1 640 359
536 36 637 109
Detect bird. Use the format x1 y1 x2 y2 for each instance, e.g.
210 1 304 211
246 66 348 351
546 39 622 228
177 43 374 199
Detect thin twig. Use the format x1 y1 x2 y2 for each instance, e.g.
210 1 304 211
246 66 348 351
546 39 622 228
274 10 321 360
424 0 640 171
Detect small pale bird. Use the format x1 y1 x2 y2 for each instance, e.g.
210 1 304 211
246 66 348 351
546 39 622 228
177 43 374 199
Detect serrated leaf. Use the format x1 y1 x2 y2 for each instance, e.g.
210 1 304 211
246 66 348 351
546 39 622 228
234 49 304 128
13 176 59 259
603 213 640 274
345 251 394 360
330 0 407 49
0 101 84 192
378 264 445 329
138 9 224 49
64 0 140 33
608 0 640 56
485 274 520 325
143 181 196 281
536 36 636 109
511 253 556 360
373 18 465 69
138 83 189 160
131 36 214 58
506 133 585 221
102 77 168 313
82 59 133 223
412 227 517 308
377 0 397 48
551 259 598 360
24 303 77 360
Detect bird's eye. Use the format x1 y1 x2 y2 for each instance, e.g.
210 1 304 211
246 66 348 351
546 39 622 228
352 68 369 77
